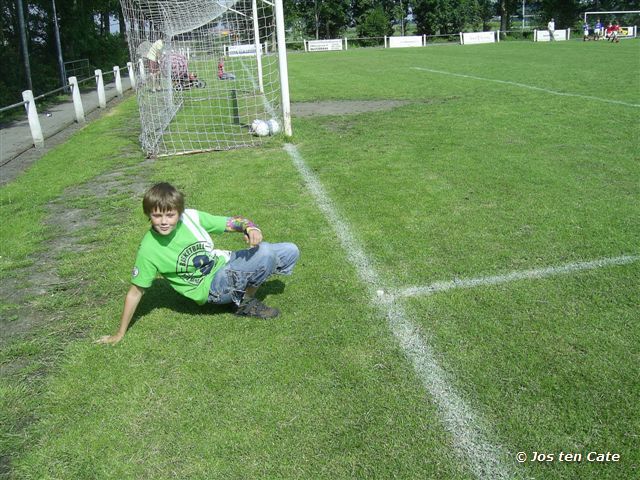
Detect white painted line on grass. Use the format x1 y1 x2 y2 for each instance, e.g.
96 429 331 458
412 67 640 108
395 255 640 299
285 143 515 480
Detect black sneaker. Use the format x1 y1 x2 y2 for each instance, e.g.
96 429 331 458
235 298 280 319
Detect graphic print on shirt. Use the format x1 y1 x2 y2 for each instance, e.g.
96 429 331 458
176 241 216 286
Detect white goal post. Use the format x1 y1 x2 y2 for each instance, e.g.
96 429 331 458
119 0 292 157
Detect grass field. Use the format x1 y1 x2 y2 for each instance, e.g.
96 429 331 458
1 40 638 479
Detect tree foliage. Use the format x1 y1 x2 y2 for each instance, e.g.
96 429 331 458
540 0 582 28
1 0 127 106
414 0 482 35
357 5 393 40
284 0 351 39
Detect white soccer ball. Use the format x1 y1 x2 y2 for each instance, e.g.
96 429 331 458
267 119 281 135
251 119 269 137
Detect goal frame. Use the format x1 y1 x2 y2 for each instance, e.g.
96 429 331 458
120 0 291 157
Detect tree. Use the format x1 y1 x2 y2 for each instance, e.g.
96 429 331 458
0 0 128 107
541 0 581 28
392 0 416 35
357 5 393 40
285 0 350 39
477 0 495 31
413 0 480 35
414 0 448 35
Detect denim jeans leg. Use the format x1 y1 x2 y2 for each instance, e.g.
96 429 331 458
207 265 234 305
207 242 299 305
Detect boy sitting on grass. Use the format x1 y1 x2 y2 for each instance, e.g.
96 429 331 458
97 182 299 345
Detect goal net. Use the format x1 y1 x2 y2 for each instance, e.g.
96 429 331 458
119 0 290 157
584 10 640 38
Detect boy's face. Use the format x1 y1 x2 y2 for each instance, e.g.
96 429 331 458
150 208 180 235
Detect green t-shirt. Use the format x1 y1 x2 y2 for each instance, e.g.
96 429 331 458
131 209 229 305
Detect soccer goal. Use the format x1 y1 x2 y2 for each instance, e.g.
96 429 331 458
119 0 291 157
584 10 640 38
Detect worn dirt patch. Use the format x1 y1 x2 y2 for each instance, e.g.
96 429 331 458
0 159 152 348
291 100 411 117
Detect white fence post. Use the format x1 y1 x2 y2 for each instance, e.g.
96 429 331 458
68 76 85 123
114 66 123 96
344 37 348 50
384 36 387 48
127 62 136 89
22 90 44 149
95 69 106 108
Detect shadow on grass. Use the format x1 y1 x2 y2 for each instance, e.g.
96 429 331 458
129 278 287 330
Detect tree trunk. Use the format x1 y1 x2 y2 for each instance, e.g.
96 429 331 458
102 11 109 35
119 5 126 38
499 0 508 36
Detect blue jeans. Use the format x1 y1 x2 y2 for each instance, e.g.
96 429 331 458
207 242 299 305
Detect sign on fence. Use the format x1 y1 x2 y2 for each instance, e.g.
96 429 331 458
461 31 498 45
305 39 343 52
388 36 423 48
534 29 571 41
618 26 637 38
226 43 262 57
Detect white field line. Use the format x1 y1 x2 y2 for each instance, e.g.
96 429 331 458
285 143 515 480
412 67 640 108
395 255 640 300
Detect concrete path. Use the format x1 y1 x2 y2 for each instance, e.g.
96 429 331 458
0 77 133 183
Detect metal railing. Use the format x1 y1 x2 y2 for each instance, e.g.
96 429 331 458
1 62 135 153
64 58 92 82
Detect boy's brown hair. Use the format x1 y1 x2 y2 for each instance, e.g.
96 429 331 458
143 182 185 216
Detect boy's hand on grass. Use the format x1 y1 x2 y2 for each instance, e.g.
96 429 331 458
96 334 124 345
244 227 263 247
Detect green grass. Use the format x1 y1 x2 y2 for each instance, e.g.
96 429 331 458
1 40 639 479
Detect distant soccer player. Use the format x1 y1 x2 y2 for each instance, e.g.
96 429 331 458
610 21 621 43
547 18 555 41
583 21 590 41
605 22 614 41
594 19 603 40
146 38 164 91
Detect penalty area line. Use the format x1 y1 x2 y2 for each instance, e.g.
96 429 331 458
411 67 640 108
395 255 640 299
285 143 515 480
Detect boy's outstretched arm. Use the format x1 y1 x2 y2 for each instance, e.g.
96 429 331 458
96 284 145 345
